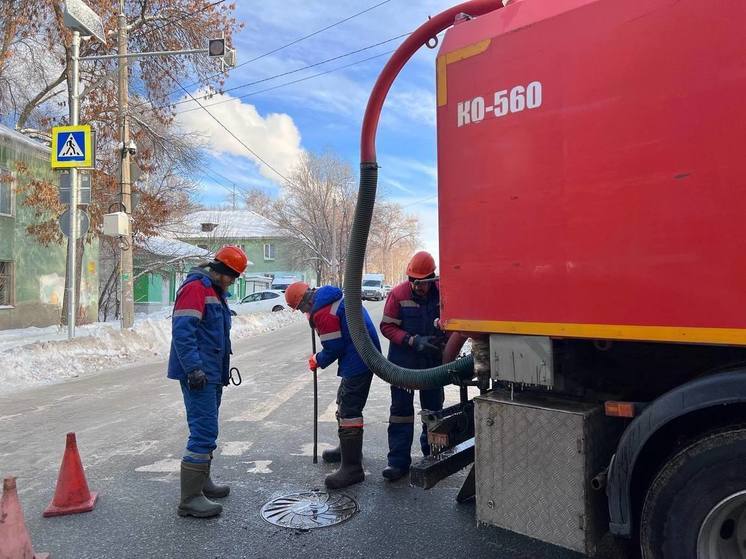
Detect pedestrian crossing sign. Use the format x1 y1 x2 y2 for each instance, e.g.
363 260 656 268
51 124 93 169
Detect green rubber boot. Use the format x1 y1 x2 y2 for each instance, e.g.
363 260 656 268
204 459 230 499
177 461 222 518
325 428 364 490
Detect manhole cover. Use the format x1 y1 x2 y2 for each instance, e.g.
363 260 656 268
260 490 358 529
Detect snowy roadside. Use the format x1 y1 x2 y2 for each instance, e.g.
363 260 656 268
0 310 304 396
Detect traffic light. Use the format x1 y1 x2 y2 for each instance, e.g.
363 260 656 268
208 38 236 69
208 38 225 57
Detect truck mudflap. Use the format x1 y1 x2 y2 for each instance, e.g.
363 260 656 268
607 369 746 537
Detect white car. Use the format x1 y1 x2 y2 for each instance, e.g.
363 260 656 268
231 290 286 315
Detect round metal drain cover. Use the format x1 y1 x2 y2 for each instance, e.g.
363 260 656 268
261 490 358 529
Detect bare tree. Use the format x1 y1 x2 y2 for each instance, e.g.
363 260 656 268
368 201 421 283
243 151 422 287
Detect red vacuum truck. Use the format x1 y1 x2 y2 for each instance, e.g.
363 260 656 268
343 0 746 557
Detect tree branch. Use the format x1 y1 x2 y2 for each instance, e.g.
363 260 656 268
17 69 66 129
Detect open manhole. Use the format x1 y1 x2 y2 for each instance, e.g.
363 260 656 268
260 490 358 529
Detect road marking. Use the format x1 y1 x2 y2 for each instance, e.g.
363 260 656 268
245 460 272 474
290 442 334 457
136 458 181 473
227 372 311 422
220 441 253 456
319 398 337 422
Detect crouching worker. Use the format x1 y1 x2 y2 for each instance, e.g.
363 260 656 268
167 245 248 518
285 281 381 489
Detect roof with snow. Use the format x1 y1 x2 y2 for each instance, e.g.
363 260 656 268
0 123 50 154
174 210 289 240
136 235 212 259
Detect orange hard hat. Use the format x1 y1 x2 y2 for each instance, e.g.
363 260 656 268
214 245 248 275
406 251 436 279
285 281 310 310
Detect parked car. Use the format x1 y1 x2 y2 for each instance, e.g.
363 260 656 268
231 290 286 315
383 284 392 297
270 276 300 292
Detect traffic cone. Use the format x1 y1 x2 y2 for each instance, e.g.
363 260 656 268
0 477 50 559
42 433 97 518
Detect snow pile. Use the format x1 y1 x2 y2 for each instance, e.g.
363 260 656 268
0 310 303 395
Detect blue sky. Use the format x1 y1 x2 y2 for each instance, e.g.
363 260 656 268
173 0 459 257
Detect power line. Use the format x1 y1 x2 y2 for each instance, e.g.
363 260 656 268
161 31 409 111
154 60 293 185
174 49 394 115
181 0 393 89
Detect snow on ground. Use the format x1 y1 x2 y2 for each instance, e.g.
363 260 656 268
0 310 304 396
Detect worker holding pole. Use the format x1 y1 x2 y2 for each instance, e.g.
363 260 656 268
285 281 381 489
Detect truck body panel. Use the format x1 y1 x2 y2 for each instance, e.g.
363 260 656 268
436 0 746 344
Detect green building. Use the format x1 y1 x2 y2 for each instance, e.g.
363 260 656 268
133 235 211 314
173 209 315 301
0 124 98 329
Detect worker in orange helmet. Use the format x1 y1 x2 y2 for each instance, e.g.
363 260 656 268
167 245 247 518
380 250 446 481
286 280 382 489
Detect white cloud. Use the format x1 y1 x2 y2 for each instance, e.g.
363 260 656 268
175 91 304 184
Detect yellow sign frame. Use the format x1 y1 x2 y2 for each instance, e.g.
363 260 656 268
51 124 93 169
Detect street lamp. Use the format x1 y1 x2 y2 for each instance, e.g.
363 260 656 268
62 0 105 339
71 3 237 330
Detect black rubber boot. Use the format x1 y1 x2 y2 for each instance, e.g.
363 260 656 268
322 445 341 464
204 459 230 499
177 461 223 518
382 465 409 482
325 428 364 490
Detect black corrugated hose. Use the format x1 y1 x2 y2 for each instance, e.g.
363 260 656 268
343 1 503 389
343 163 475 390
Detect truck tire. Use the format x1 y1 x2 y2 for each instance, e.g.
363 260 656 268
640 427 746 559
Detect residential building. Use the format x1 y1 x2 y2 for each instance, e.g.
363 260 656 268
133 236 211 314
173 209 315 299
0 124 98 329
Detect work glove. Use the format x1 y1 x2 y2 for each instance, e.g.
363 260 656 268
187 369 207 391
409 334 441 354
308 354 318 372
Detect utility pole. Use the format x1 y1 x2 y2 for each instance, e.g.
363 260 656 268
119 0 134 329
65 31 81 339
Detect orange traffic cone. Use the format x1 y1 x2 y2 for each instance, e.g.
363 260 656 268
0 477 50 559
42 433 97 518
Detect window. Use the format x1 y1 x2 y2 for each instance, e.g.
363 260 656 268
262 292 279 300
263 243 275 260
241 293 261 304
0 261 13 306
0 167 13 216
200 222 218 232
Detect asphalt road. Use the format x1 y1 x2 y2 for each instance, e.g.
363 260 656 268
0 301 592 559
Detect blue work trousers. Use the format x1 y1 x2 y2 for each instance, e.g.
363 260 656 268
387 385 445 470
180 381 223 463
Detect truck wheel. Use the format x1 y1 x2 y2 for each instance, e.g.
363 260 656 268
640 427 746 559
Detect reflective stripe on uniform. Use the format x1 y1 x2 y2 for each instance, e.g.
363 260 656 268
330 299 342 316
389 415 415 424
339 416 364 428
205 296 221 305
399 300 419 308
381 315 402 325
319 331 343 342
173 309 202 319
184 449 211 461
